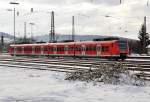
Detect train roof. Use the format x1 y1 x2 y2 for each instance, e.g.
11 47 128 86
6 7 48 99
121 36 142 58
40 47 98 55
10 40 118 47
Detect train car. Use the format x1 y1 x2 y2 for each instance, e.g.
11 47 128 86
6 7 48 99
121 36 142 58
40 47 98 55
8 39 129 60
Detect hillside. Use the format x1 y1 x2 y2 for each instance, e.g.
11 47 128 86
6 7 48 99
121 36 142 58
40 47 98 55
34 34 137 42
0 32 14 43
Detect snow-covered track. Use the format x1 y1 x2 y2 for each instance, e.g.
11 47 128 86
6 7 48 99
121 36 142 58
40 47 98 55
0 60 91 73
0 56 150 80
128 56 150 59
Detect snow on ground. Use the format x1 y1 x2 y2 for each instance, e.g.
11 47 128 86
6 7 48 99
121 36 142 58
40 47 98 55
129 53 150 57
0 66 150 102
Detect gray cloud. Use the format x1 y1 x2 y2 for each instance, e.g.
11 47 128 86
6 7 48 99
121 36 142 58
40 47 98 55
15 0 122 5
0 0 150 39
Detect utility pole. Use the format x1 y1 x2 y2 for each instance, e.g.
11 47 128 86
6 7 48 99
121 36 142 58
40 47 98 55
72 16 75 41
144 16 146 32
120 0 122 4
1 34 4 53
143 16 147 53
72 16 75 58
9 2 19 60
24 22 26 43
50 11 55 43
29 22 35 43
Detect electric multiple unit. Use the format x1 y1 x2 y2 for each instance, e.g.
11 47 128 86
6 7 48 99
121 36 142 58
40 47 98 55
8 40 129 60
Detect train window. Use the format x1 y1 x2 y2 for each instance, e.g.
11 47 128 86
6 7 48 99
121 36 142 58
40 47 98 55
24 47 32 51
12 47 17 52
24 48 27 51
58 47 60 51
61 47 64 51
57 47 64 52
75 47 77 51
86 46 88 51
67 47 74 51
101 46 109 52
48 47 53 52
76 47 81 51
97 46 101 51
57 47 60 52
81 46 85 51
119 40 126 50
67 48 70 51
93 46 96 51
64 46 68 51
76 47 80 51
88 47 90 51
56 47 59 51
71 47 74 51
79 47 81 51
17 47 22 51
102 46 104 52
29 47 32 51
68 47 73 51
12 48 14 51
90 46 93 51
86 46 96 51
53 47 56 52
44 47 48 51
68 47 71 51
35 47 41 51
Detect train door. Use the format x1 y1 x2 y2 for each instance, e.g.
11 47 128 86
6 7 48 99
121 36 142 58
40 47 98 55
41 46 44 55
96 45 101 56
54 45 57 54
65 45 68 55
32 46 34 55
22 47 24 54
81 45 85 56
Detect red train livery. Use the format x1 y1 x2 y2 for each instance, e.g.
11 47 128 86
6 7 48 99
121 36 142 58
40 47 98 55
8 40 129 59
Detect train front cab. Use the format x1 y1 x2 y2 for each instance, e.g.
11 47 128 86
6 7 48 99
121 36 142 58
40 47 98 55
118 40 129 60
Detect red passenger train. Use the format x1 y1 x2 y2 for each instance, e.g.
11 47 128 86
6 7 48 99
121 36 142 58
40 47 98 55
8 39 129 60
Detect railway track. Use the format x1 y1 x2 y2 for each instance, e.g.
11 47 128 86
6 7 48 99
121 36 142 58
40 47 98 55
127 56 150 59
0 56 150 80
0 60 90 73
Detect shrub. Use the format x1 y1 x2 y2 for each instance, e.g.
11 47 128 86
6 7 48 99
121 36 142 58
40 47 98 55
65 62 145 86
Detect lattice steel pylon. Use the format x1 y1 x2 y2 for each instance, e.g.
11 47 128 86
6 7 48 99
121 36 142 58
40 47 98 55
49 11 55 43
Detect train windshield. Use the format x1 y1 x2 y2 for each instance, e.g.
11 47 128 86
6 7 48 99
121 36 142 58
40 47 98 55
119 40 127 51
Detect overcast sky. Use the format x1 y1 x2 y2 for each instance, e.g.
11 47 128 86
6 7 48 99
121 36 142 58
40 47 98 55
0 0 150 39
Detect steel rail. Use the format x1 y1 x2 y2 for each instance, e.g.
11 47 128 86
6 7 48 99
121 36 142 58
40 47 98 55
0 57 150 80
